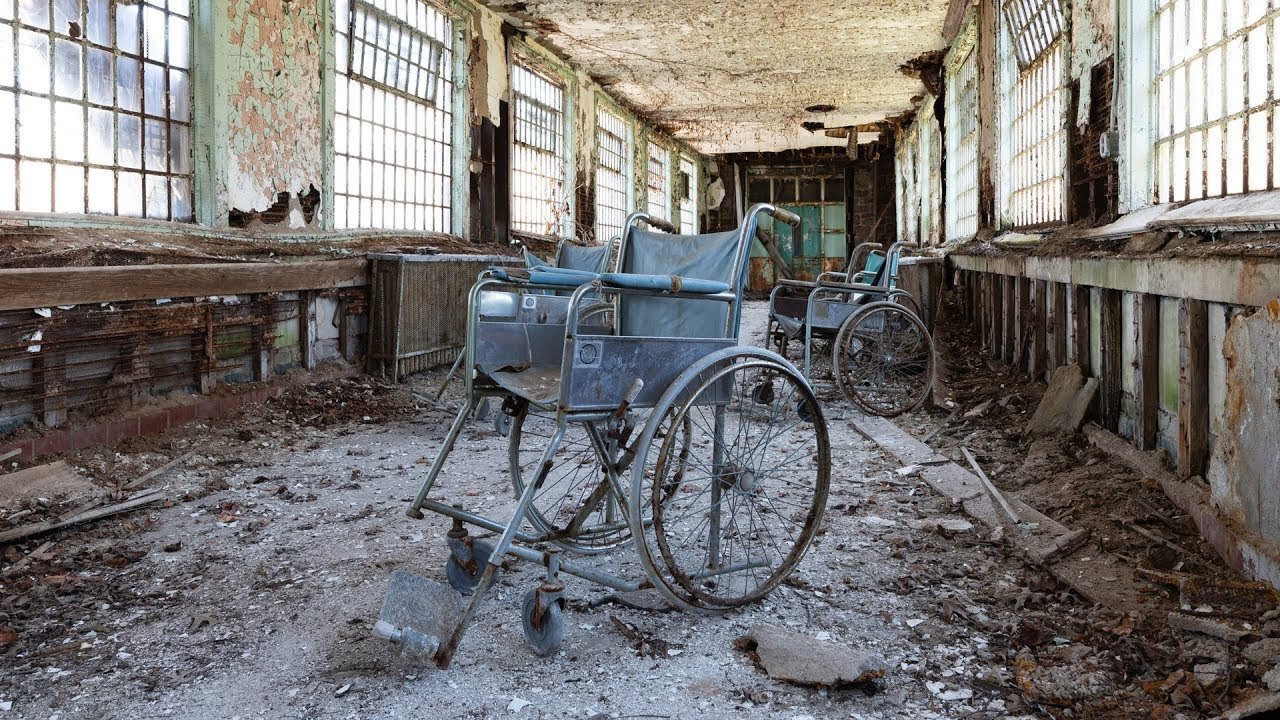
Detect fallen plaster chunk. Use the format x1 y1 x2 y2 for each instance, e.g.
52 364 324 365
925 681 973 701
1026 365 1098 436
1167 612 1249 643
507 697 531 712
735 624 888 687
1263 666 1280 692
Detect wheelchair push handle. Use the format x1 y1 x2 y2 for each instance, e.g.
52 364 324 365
643 216 676 233
766 206 802 229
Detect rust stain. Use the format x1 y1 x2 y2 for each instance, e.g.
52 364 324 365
1267 298 1280 322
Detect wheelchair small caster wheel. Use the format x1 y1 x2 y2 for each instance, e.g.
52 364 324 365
474 398 492 422
445 540 496 594
520 588 564 657
494 411 512 437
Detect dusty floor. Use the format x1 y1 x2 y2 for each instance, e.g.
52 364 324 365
0 303 1276 720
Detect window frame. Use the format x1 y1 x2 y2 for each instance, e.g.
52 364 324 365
944 17 980 242
678 153 697 234
0 0 196 220
645 139 670 223
593 101 632 243
509 55 569 238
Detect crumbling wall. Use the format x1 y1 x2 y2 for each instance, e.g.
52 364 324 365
221 0 325 221
1208 300 1280 548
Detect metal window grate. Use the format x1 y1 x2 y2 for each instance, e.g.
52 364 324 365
510 62 565 236
594 107 627 242
646 140 668 222
334 0 453 232
0 0 193 219
1002 0 1065 68
678 155 696 234
1004 26 1066 227
945 42 979 240
1154 0 1280 202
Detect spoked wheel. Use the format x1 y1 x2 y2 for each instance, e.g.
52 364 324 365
887 289 923 320
509 408 630 554
832 300 935 417
630 347 830 611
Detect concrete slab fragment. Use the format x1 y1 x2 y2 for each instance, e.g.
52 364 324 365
1026 364 1099 436
736 624 888 686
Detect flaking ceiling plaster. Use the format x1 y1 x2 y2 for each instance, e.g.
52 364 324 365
489 0 951 153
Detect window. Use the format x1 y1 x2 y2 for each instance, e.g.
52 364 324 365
510 61 565 236
594 107 628 242
745 174 845 263
1001 0 1067 228
0 0 193 218
945 33 979 240
1154 0 1280 202
678 155 697 234
334 0 453 231
646 140 669 222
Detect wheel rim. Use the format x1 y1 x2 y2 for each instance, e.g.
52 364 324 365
509 408 630 554
633 355 830 610
833 302 934 417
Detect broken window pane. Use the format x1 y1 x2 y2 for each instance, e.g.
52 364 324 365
1002 9 1065 227
19 159 52 211
20 0 49 30
335 0 453 231
54 163 83 212
53 39 79 97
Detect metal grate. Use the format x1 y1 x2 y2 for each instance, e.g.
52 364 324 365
510 61 565 236
0 0 193 219
367 253 519 382
594 107 628 242
1154 0 1280 202
678 154 696 234
646 140 669 223
945 40 979 240
1003 13 1066 228
334 0 453 232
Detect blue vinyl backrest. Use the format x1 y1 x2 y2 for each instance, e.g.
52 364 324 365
619 228 742 339
557 242 612 273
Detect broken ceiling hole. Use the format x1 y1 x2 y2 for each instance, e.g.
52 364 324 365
804 104 836 113
801 121 825 133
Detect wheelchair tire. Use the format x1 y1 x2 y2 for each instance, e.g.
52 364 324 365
831 300 935 417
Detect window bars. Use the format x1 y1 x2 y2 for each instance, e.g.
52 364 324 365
510 62 565 236
0 0 193 219
334 0 453 232
1154 0 1280 202
1002 0 1066 227
646 140 669 223
678 155 696 234
594 107 627 242
945 41 979 240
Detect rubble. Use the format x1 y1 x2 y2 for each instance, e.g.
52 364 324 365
1025 364 1099 436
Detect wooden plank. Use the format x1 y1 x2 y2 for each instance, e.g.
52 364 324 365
1177 298 1209 476
1033 279 1048 380
0 259 368 312
987 273 1000 354
1052 281 1068 372
1099 288 1123 431
0 489 164 544
1072 284 1090 370
1002 275 1016 365
1133 293 1161 450
1016 277 1033 371
300 291 317 371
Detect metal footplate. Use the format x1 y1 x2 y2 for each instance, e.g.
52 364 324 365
373 570 461 667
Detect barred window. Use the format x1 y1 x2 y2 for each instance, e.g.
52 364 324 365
945 37 979 240
334 0 453 231
1154 0 1280 202
594 107 628 242
0 0 193 219
510 61 565 236
1001 0 1067 227
678 154 696 234
646 140 668 222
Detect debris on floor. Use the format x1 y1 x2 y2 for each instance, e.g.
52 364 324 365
735 623 888 687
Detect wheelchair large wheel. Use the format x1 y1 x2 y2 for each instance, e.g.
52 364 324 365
832 300 934 417
630 347 830 611
509 408 630 554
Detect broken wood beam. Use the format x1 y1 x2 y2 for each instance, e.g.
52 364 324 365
123 450 196 490
753 228 795 281
0 489 165 545
1132 293 1161 451
1177 298 1209 477
961 446 1021 527
1098 288 1123 431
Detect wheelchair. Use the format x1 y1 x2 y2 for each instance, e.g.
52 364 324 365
374 204 831 668
767 241 934 417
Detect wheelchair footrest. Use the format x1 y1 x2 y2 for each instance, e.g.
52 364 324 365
375 570 462 667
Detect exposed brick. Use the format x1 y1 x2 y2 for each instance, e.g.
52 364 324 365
168 403 197 427
33 434 64 458
71 424 109 451
194 399 217 419
108 418 140 444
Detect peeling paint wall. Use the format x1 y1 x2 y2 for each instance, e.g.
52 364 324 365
220 0 326 217
1208 301 1280 548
